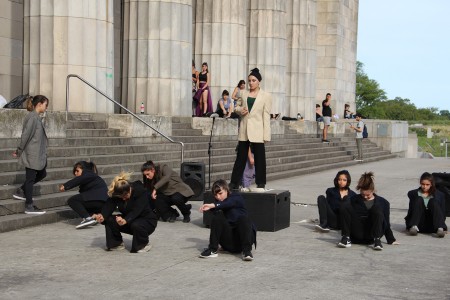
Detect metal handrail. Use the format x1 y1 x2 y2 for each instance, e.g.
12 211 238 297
65 74 184 162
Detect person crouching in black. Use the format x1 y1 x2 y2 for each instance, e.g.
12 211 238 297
93 172 157 253
199 179 256 261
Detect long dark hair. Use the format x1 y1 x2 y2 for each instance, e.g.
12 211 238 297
237 80 245 87
202 62 209 73
419 172 436 195
333 170 351 189
141 160 161 190
73 161 98 175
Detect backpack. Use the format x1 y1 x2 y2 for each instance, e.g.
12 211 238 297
3 94 30 109
362 124 368 138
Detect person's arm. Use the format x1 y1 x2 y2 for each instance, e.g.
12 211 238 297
247 148 254 166
383 199 397 244
204 73 210 88
196 72 200 90
62 173 92 191
154 165 172 190
215 194 242 210
227 101 234 117
97 198 117 222
231 87 239 101
219 99 226 114
123 192 148 224
15 115 37 157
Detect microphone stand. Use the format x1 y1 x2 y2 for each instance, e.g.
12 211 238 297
208 114 218 189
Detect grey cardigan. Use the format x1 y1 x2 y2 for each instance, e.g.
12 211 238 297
16 110 48 170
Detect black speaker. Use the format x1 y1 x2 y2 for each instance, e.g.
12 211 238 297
202 190 291 232
180 162 205 201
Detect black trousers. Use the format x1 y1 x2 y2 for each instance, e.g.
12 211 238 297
154 192 191 221
21 167 47 205
104 215 156 253
340 202 384 243
67 194 104 219
405 197 446 233
230 141 266 188
317 195 339 229
208 211 253 253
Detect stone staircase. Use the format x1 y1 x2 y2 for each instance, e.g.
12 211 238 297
0 113 396 233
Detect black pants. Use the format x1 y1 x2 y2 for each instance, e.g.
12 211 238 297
317 195 339 229
67 194 104 219
216 109 239 119
154 192 191 221
405 197 446 233
340 202 384 243
104 215 156 253
21 167 47 205
208 211 253 253
230 141 266 188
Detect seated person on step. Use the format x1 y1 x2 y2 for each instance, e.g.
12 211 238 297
199 179 256 261
141 161 193 223
216 90 238 119
315 170 356 232
59 161 108 229
404 172 447 237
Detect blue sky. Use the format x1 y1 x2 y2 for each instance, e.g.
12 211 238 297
357 1 449 112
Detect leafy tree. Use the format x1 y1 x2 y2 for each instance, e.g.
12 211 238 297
440 110 450 119
356 61 387 111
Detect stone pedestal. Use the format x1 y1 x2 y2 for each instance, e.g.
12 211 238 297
194 0 248 107
23 0 115 113
122 0 192 116
247 0 287 116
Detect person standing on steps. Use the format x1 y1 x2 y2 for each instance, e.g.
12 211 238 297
194 62 213 117
141 161 194 223
228 68 272 193
12 95 49 215
322 93 332 143
350 113 364 162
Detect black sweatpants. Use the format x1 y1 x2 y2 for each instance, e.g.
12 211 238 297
405 196 446 233
208 211 253 253
340 202 384 243
230 141 266 188
317 195 339 229
154 192 191 221
104 215 156 253
67 194 104 219
21 167 47 205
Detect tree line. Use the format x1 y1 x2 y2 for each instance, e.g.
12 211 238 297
356 61 449 121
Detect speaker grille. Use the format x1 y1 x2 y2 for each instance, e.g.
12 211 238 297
184 177 204 197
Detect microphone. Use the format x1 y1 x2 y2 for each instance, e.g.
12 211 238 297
209 113 219 118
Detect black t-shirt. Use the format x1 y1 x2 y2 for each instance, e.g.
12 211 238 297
322 105 332 117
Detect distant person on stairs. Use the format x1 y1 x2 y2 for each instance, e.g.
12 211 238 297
12 95 49 215
59 161 108 229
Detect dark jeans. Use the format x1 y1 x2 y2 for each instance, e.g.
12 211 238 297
67 194 104 219
208 211 254 253
405 197 446 233
154 192 191 221
317 195 339 229
340 202 384 243
104 215 156 253
21 167 47 205
230 141 266 188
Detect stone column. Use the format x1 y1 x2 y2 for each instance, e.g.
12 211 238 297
122 0 192 116
247 0 287 115
0 0 24 101
316 0 359 118
23 0 115 113
286 0 317 120
194 0 248 106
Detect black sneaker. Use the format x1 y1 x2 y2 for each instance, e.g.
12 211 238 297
242 250 254 261
373 238 383 251
337 236 351 248
322 139 330 143
199 248 218 258
168 214 177 223
315 224 330 233
75 217 97 229
24 204 46 215
13 188 26 200
182 212 191 223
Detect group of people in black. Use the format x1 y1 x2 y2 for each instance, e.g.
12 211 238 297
316 170 447 250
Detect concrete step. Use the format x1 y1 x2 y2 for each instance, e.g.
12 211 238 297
66 121 108 129
66 128 123 138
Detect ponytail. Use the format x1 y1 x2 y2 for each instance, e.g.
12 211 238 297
108 172 132 197
26 96 34 111
73 161 98 175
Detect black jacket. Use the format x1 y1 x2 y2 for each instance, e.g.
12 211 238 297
63 170 108 202
349 194 396 244
325 187 356 212
405 188 447 230
101 181 158 226
214 193 248 226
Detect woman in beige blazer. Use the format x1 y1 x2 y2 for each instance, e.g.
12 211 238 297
229 68 272 192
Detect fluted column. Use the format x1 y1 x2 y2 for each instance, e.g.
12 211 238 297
194 0 248 103
23 0 115 112
122 0 192 116
286 0 317 120
316 0 359 117
247 0 286 115
0 1 23 101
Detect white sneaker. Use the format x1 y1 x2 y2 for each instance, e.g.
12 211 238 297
107 243 125 251
250 187 266 193
436 228 445 238
409 225 419 236
75 217 97 229
240 187 251 192
137 244 153 253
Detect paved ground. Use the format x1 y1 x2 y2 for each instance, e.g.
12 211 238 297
1 158 449 299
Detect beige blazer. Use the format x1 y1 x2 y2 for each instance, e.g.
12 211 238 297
235 89 272 143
